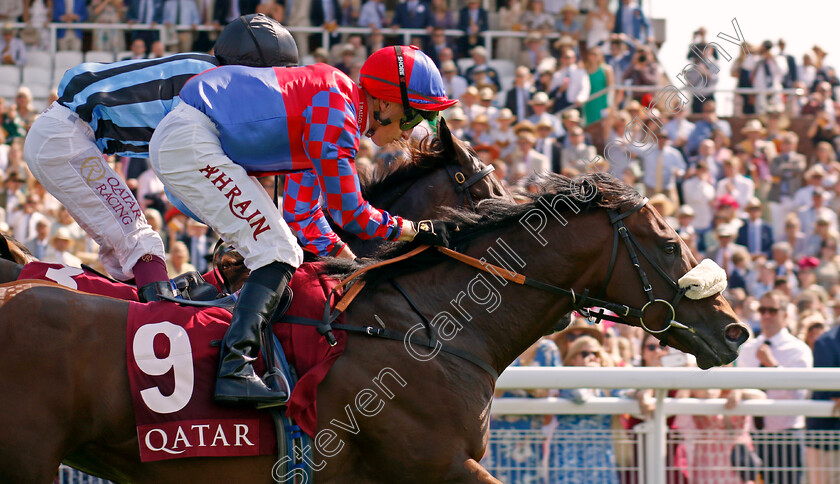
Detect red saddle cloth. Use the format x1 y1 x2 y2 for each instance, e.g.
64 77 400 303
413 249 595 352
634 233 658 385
18 262 138 300
17 261 347 462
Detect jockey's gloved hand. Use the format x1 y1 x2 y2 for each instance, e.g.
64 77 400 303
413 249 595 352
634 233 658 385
411 220 458 248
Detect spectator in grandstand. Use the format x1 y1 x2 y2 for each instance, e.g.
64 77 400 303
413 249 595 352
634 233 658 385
777 39 797 90
795 165 832 213
9 193 47 243
779 214 809 263
505 66 535 123
685 99 731 157
806 324 840 484
807 108 840 147
559 126 595 175
491 109 517 160
494 0 522 63
165 240 196 278
485 337 561 484
681 160 715 230
147 39 167 58
526 92 562 136
162 0 201 53
750 40 784 115
519 0 554 33
621 44 661 103
729 42 757 115
689 386 764 484
122 38 148 60
603 34 635 89
798 53 817 93
517 32 550 73
440 60 468 100
687 138 720 182
798 191 838 240
546 334 621 484
637 128 685 200
425 28 455 67
716 157 754 217
737 197 773 258
582 46 612 124
612 0 651 45
52 205 88 254
585 0 612 53
467 114 493 146
44 227 83 267
24 218 50 260
357 0 385 29
555 5 582 42
391 0 432 30
456 0 488 57
464 46 501 91
708 223 747 277
309 0 342 49
0 172 23 221
90 0 126 53
0 23 26 66
53 0 87 51
184 218 213 273
510 130 549 188
812 142 840 185
550 47 590 112
0 97 25 144
532 118 561 173
738 289 812 484
804 214 839 260
444 107 468 138
14 87 36 132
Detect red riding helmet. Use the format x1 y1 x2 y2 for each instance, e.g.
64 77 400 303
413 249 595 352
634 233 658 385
360 45 458 115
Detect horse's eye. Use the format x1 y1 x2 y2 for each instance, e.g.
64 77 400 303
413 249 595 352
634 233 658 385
664 244 677 255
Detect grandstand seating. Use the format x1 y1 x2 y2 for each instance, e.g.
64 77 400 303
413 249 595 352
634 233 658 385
84 51 116 64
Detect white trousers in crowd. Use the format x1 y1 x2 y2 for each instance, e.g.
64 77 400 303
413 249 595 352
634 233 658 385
149 103 304 271
23 103 164 281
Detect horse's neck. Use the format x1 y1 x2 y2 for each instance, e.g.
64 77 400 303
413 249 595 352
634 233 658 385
351 213 608 379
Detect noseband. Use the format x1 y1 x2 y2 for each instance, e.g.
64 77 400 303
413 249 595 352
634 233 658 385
445 162 496 211
578 198 690 334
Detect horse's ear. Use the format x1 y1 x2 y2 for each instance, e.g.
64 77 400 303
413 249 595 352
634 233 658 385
0 233 34 265
437 117 456 157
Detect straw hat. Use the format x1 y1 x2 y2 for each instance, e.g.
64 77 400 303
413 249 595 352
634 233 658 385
740 119 766 135
559 317 605 345
560 4 579 14
52 227 73 243
561 109 581 122
745 197 763 210
676 205 695 217
649 193 675 217
496 108 515 121
470 45 488 58
529 92 550 105
716 223 737 238
446 107 467 121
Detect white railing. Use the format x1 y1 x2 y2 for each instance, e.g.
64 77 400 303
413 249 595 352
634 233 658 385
492 367 840 483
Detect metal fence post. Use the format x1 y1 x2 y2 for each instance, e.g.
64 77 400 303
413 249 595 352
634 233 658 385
648 389 667 484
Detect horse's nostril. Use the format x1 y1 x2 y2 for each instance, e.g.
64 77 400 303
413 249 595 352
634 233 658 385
725 323 749 345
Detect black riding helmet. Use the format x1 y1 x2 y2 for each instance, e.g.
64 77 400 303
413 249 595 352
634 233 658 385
214 13 299 67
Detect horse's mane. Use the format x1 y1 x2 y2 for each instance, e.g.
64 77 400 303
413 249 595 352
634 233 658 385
323 173 643 286
361 135 457 202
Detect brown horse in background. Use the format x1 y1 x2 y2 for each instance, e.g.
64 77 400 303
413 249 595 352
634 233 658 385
0 173 749 483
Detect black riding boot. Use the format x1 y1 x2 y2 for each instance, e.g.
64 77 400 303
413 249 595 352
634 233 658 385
214 261 295 407
138 280 178 303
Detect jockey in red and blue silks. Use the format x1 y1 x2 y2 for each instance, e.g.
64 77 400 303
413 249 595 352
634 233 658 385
149 45 460 407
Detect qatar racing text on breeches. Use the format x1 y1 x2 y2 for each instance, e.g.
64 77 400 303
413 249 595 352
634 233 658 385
149 103 304 272
23 102 164 281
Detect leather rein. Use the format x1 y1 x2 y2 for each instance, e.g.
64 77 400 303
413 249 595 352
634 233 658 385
282 198 693 379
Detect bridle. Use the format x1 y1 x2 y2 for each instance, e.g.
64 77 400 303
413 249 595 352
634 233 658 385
444 160 496 211
299 197 698 379
575 198 691 334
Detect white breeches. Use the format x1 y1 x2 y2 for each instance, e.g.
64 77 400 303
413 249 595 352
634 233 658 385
23 102 164 281
149 103 303 271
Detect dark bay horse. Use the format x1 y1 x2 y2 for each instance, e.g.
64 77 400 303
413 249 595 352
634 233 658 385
0 173 749 483
0 118 509 288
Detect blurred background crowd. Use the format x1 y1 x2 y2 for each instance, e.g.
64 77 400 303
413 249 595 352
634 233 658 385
2 0 840 482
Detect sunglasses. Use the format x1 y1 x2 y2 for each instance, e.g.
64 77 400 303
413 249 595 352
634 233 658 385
399 108 438 131
578 351 600 359
758 306 780 314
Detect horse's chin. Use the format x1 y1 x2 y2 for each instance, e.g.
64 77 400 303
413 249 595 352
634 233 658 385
669 327 739 370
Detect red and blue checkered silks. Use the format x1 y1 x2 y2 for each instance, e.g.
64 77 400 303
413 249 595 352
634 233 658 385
179 64 406 256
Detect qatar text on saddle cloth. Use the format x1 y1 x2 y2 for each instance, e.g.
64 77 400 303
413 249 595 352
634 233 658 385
17 261 347 462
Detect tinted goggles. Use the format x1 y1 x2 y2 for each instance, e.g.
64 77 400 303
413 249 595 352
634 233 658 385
399 108 439 131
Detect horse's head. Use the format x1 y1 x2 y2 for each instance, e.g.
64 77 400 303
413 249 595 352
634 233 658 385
0 232 36 265
362 118 512 219
595 187 749 368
